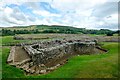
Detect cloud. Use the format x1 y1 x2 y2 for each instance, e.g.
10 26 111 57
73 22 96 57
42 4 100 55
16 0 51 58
91 2 118 18
0 3 36 27
33 10 61 17
0 0 118 30
2 7 26 25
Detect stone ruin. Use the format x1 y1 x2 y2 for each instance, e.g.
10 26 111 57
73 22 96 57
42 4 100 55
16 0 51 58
7 39 106 74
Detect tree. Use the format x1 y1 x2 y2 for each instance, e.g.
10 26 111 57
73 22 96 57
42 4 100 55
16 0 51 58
106 32 113 36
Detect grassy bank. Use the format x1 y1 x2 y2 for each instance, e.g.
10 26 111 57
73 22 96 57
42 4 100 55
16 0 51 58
2 42 118 78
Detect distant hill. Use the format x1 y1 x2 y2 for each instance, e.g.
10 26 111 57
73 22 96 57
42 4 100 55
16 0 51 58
1 25 85 30
0 25 118 36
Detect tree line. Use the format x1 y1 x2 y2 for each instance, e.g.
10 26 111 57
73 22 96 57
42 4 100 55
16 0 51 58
0 28 119 36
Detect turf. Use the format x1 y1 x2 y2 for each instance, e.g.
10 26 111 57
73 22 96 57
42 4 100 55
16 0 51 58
1 42 119 78
0 37 2 79
2 36 28 45
1 36 61 46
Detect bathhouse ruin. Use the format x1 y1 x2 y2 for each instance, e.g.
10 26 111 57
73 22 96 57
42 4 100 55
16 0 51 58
7 39 106 74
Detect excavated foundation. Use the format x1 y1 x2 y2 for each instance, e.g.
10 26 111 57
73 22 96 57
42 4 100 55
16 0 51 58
7 40 106 74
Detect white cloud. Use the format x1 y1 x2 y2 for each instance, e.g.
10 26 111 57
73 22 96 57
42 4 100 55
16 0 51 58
0 6 30 27
3 7 26 24
0 0 118 30
33 10 61 17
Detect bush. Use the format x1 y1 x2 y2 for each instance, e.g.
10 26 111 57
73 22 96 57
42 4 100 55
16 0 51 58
106 32 113 36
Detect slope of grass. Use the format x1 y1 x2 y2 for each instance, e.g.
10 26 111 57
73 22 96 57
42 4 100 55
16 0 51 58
2 36 41 46
1 35 61 46
2 47 25 78
0 37 2 79
2 36 22 45
2 42 118 78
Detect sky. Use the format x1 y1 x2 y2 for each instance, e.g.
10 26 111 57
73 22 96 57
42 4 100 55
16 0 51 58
0 0 119 30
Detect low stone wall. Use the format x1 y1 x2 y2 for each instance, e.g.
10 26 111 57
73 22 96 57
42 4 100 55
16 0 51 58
7 39 107 74
23 40 96 66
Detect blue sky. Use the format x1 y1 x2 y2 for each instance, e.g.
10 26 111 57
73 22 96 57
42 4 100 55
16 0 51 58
0 0 119 30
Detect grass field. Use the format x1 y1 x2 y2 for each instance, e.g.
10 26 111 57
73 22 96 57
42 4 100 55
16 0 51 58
0 37 2 79
1 35 67 46
1 26 36 31
1 36 50 46
1 42 119 78
2 36 26 45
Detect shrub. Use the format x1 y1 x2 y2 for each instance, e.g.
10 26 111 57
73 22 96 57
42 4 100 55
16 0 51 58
106 32 113 36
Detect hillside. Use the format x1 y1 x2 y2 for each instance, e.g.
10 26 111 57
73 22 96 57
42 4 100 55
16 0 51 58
0 25 118 36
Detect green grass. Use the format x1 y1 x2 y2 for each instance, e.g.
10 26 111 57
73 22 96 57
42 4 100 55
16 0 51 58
1 36 44 46
0 37 2 79
1 35 63 46
2 42 119 78
2 36 27 45
2 36 22 45
2 47 25 78
87 34 105 36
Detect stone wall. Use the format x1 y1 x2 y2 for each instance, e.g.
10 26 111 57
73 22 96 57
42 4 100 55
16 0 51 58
7 39 107 74
23 40 96 66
